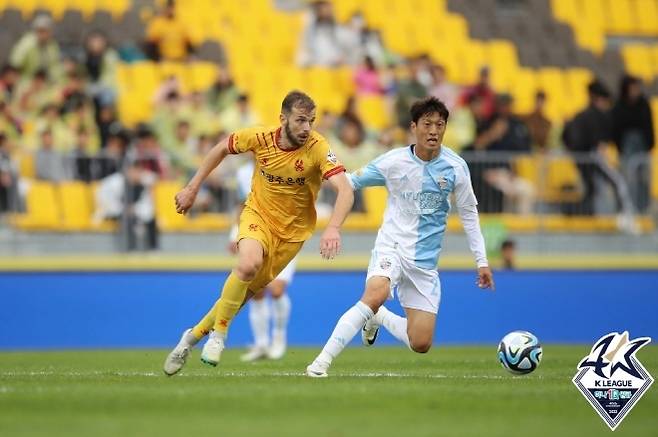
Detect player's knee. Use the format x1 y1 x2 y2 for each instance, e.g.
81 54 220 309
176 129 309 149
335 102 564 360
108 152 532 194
409 335 433 353
269 281 286 298
236 259 262 279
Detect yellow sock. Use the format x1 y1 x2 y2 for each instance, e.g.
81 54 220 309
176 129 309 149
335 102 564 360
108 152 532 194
213 272 251 334
191 300 218 340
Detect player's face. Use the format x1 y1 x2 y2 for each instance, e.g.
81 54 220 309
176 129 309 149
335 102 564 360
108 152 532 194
412 112 446 158
282 106 316 147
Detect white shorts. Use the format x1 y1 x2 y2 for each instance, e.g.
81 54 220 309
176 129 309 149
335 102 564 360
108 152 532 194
274 256 297 284
366 247 441 314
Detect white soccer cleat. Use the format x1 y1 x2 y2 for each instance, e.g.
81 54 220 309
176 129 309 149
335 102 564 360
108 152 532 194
305 360 329 378
163 328 196 376
361 317 380 347
200 332 225 367
240 346 269 362
267 333 287 360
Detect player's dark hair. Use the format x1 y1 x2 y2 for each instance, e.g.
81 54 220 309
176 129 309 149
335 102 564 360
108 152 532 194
281 90 316 115
410 96 449 124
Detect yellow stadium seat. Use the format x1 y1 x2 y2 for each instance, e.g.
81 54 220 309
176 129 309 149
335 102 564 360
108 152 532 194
652 147 658 199
12 181 61 230
58 181 94 231
634 0 658 36
545 155 582 203
14 150 35 179
154 181 188 231
357 95 392 130
604 0 635 34
621 44 655 82
189 62 218 92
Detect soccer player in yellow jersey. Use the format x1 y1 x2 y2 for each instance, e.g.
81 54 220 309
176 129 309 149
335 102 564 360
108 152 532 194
164 91 354 375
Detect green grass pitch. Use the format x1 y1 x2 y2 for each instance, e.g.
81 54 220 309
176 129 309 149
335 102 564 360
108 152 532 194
1 346 656 437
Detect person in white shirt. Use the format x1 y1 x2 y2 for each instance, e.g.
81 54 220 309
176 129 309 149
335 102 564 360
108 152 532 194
230 160 296 361
307 96 495 377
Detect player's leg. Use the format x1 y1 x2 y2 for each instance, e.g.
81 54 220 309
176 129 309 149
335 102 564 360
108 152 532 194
404 308 436 353
306 276 390 377
200 238 265 366
240 290 270 362
267 257 295 359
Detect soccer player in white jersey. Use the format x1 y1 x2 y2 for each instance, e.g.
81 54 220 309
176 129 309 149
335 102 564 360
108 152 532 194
306 97 495 377
231 161 296 361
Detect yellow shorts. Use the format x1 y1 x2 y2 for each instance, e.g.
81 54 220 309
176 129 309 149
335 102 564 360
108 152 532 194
238 206 304 293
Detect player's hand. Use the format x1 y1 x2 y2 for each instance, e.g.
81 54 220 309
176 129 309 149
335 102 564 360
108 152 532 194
174 185 198 215
477 266 495 291
320 225 341 260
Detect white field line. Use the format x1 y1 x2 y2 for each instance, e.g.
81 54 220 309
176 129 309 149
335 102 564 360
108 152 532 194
0 370 543 380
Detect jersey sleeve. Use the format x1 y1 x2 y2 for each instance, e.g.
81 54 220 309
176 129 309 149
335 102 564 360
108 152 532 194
349 161 386 190
453 160 478 208
227 127 261 155
316 139 345 180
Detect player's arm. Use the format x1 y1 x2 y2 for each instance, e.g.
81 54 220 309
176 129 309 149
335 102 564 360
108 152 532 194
454 164 494 290
175 136 231 214
349 160 386 190
320 171 354 260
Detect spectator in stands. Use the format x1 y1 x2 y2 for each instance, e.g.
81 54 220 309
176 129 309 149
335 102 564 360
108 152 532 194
394 57 427 129
612 75 654 213
145 0 193 61
220 93 260 132
9 14 61 80
96 104 121 149
461 66 496 119
162 119 197 174
463 94 534 214
69 127 93 182
316 110 337 137
563 80 637 231
0 133 19 213
128 124 169 179
522 91 552 151
429 64 458 111
35 129 66 182
339 12 392 67
64 99 99 153
179 92 220 137
14 69 55 118
297 0 344 67
207 69 240 113
0 101 22 143
500 239 517 270
59 68 88 115
443 93 485 152
0 65 20 102
376 126 402 150
97 129 129 179
33 103 72 152
353 56 383 96
83 31 119 107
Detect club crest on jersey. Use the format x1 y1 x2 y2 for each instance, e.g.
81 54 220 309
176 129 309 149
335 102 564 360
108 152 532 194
572 331 653 430
379 257 392 270
261 158 268 166
294 159 304 172
248 224 259 232
437 176 448 190
327 150 337 164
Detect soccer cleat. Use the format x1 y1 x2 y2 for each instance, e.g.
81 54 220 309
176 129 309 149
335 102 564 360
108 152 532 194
200 333 225 367
305 361 329 378
163 329 195 376
267 332 286 360
361 318 380 347
240 346 269 362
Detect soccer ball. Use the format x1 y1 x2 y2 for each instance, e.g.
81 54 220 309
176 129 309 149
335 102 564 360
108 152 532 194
497 330 542 375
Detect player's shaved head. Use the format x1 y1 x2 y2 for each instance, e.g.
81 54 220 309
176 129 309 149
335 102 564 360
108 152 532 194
410 96 449 124
281 90 316 115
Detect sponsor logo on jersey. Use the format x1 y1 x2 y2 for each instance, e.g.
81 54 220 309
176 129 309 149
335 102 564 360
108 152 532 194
573 331 653 430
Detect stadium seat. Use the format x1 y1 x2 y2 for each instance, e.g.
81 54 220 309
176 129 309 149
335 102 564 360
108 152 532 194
154 181 188 231
12 181 61 230
57 181 117 232
634 0 658 36
356 95 391 130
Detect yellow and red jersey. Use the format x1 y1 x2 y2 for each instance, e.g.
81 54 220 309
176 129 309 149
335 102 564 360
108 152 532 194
228 126 344 242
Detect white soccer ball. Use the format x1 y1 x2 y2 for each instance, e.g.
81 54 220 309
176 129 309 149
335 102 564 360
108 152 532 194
497 330 542 375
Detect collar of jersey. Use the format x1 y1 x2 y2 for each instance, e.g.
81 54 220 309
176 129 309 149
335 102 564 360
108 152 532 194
409 144 443 164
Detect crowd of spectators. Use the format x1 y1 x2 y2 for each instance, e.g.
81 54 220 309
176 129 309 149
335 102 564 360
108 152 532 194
0 1 655 246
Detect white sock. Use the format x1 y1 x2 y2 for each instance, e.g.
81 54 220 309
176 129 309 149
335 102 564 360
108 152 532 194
315 301 374 367
249 299 270 348
271 293 291 341
376 305 410 348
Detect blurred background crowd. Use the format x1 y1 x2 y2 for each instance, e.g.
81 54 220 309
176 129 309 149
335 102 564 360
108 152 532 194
0 0 657 252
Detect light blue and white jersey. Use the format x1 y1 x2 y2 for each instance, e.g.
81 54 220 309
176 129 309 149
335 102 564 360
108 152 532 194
350 145 478 269
236 161 255 203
